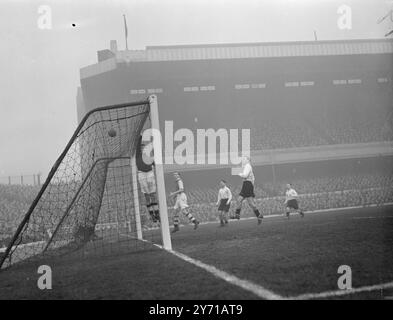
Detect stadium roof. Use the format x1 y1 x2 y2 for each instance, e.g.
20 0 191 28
139 38 393 60
80 38 393 79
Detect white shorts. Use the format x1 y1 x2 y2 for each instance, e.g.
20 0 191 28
174 193 189 210
138 171 156 194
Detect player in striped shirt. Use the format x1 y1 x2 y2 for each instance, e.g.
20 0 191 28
216 180 232 227
234 156 263 225
169 172 200 233
284 183 304 219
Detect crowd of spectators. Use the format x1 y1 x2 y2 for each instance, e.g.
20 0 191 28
187 108 393 151
0 185 39 248
318 110 393 145
261 172 393 197
247 109 393 150
250 116 327 150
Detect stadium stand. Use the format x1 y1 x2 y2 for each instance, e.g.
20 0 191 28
249 107 393 150
0 185 39 248
181 106 393 151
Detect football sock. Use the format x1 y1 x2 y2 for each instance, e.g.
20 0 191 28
182 209 196 223
147 204 155 220
154 210 160 222
151 202 158 211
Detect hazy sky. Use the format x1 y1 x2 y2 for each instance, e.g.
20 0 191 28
0 0 391 177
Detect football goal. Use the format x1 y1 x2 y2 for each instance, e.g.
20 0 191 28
0 95 171 269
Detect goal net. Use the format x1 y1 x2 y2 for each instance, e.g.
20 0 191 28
0 96 171 269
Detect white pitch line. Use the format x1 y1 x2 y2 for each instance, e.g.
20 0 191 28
123 204 393 300
289 281 393 300
114 234 393 300
351 216 393 220
137 238 283 300
169 249 284 300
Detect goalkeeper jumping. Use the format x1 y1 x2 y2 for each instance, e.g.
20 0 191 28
136 135 160 224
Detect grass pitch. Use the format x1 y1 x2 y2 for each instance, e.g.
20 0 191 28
0 205 392 300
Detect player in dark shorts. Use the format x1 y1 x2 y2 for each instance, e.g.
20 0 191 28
285 183 304 219
216 180 232 226
234 156 263 225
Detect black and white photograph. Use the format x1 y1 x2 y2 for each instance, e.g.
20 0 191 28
0 0 392 305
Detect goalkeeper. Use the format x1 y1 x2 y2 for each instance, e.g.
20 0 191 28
136 135 160 224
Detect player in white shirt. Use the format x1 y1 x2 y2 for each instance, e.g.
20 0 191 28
284 183 304 219
234 156 263 225
216 180 232 227
169 172 200 233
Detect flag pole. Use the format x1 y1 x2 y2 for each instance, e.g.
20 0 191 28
123 14 129 50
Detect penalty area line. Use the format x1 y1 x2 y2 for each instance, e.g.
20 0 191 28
289 281 393 300
137 237 283 300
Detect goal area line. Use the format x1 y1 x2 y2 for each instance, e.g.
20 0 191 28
141 236 393 300
288 281 393 300
133 201 393 300
137 237 284 300
135 234 393 300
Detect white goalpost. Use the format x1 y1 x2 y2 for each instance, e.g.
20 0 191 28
149 95 172 250
128 95 172 250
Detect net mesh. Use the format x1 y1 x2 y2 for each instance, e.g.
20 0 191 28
0 101 158 268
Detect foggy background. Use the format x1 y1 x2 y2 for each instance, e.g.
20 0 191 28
0 0 390 177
